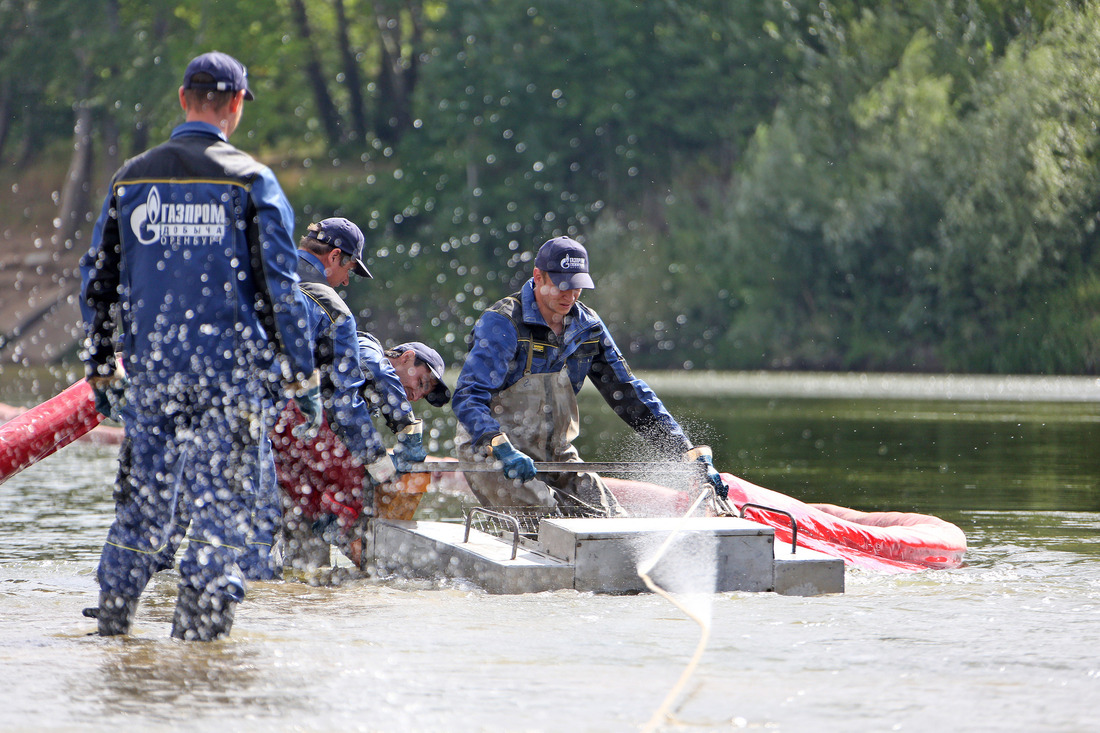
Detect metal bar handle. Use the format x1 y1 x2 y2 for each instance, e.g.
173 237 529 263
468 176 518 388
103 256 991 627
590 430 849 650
405 460 704 475
464 507 521 560
739 502 799 555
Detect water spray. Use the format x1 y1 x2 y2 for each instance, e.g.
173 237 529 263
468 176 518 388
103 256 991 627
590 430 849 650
636 486 716 733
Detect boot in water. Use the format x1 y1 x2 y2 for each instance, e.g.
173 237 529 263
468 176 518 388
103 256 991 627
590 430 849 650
88 592 139 636
170 585 236 641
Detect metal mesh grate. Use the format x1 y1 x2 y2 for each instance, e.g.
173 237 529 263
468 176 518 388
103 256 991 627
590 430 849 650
466 505 598 538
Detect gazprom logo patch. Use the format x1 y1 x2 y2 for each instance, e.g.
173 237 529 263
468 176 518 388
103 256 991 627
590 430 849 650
128 186 228 245
559 254 587 270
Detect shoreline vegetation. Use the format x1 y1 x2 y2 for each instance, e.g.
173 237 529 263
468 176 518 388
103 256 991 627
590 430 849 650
2 362 1098 409
2 2 1099 375
636 371 1100 403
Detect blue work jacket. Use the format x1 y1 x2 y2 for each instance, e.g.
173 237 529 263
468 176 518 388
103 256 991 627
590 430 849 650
80 119 314 383
296 251 387 463
80 121 313 384
452 279 692 455
357 332 416 433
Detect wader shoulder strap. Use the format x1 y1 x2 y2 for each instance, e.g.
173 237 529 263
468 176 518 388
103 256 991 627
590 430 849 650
299 281 353 324
298 280 353 383
485 294 537 376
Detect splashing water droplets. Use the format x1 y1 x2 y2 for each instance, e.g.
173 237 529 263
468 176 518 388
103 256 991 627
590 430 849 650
635 487 721 731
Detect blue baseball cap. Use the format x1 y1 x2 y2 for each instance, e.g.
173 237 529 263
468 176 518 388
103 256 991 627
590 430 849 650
392 342 451 407
183 51 254 101
534 236 595 290
307 217 371 278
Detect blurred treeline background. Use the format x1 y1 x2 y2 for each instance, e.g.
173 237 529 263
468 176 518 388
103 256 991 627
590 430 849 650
2 0 1098 374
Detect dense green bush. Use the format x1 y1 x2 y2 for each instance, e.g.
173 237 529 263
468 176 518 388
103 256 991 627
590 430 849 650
4 0 1098 373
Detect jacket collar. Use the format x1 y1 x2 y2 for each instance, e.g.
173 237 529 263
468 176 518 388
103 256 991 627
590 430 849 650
296 249 328 285
170 121 229 142
520 278 586 336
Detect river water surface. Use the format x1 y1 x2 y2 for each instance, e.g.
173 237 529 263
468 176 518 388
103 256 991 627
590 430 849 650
2 370 1098 732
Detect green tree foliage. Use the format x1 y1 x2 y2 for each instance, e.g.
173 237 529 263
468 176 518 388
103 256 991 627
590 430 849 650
367 0 806 357
715 0 1099 372
2 0 1098 373
934 4 1100 370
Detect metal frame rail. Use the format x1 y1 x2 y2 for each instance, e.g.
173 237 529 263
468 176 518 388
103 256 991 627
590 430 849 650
463 507 521 560
739 502 799 554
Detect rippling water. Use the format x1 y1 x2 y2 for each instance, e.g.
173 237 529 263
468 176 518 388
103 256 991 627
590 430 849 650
2 373 1099 732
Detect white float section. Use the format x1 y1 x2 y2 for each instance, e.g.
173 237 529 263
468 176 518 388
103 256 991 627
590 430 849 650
538 516 776 593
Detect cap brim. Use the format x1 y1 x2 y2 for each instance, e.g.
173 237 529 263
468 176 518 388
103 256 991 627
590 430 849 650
353 259 372 278
426 381 451 407
243 88 255 101
547 271 594 290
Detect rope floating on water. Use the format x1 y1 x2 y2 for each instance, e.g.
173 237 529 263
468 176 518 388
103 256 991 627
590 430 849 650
637 488 717 733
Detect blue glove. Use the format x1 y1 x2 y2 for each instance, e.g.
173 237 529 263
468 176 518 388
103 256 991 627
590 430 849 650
392 420 427 473
290 371 323 439
491 434 536 483
686 445 727 499
87 371 128 422
293 386 323 439
311 514 340 544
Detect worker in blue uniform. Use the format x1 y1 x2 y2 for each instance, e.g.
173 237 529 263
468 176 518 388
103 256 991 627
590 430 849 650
79 51 320 641
272 334 451 570
263 216 401 574
451 236 726 514
241 331 451 578
357 333 450 454
292 217 397 482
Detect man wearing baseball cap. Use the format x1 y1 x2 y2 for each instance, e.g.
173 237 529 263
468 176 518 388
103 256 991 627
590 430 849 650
452 236 726 513
183 50 255 101
79 51 318 641
246 216 418 576
382 341 451 408
350 337 449 480
301 216 372 281
291 217 395 486
269 331 452 570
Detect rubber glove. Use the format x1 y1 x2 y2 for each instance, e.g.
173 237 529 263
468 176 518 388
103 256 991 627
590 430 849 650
289 370 323 439
311 513 340 544
490 434 536 483
685 445 727 499
392 420 427 473
86 368 128 422
366 452 397 484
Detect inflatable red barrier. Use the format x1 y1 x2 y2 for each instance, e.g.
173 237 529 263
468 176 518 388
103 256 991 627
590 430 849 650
721 473 967 572
601 477 696 516
2 380 966 574
0 380 106 483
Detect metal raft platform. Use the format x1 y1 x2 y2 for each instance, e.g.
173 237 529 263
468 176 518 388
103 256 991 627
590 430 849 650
368 511 844 596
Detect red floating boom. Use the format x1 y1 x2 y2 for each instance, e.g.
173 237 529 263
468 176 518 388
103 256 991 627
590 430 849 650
0 380 104 484
722 474 967 572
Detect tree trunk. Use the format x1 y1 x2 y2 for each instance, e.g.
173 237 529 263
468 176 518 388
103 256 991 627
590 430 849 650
54 95 95 252
288 0 346 148
372 0 422 145
334 0 368 143
100 0 122 174
15 102 41 170
101 113 121 178
0 77 12 165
